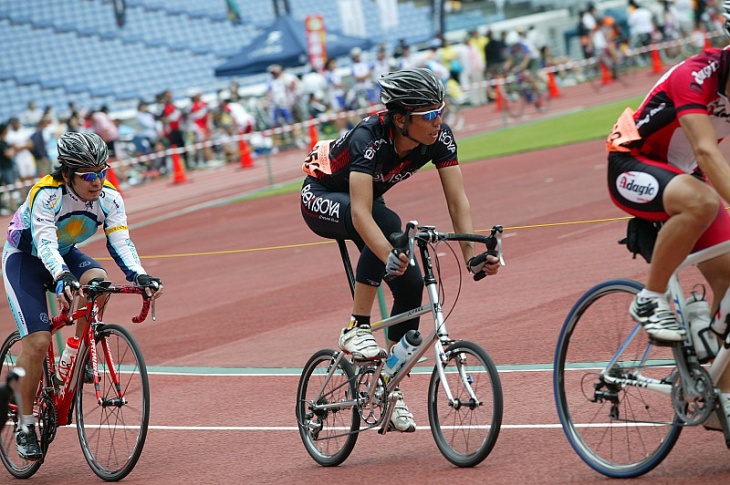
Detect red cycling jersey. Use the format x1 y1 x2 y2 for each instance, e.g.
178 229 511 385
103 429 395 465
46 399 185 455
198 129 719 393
631 48 730 174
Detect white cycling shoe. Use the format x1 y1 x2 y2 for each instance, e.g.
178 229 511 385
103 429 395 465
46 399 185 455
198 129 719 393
389 390 416 433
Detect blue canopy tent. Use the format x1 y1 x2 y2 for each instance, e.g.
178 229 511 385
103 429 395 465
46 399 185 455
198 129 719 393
214 15 375 77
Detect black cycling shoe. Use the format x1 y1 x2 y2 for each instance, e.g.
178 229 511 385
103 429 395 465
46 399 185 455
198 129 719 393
15 425 42 461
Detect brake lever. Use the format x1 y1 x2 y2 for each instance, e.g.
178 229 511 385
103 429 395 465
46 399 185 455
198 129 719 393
489 225 505 266
406 220 417 266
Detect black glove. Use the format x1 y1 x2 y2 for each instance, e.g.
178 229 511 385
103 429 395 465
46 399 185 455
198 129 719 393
54 271 80 298
467 254 488 275
136 274 162 299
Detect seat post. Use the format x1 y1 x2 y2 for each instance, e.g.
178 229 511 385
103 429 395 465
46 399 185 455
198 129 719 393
337 239 355 299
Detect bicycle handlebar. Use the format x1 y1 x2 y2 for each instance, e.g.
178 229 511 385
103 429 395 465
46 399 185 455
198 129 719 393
389 221 505 281
51 281 155 328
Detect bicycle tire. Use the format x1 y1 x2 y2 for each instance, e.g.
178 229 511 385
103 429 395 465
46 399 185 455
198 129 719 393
428 340 503 467
296 349 359 467
75 324 150 482
0 331 43 479
501 81 525 119
553 279 682 478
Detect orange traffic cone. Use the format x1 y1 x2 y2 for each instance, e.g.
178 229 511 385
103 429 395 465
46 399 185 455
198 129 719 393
308 118 319 150
704 31 712 50
170 145 187 184
106 163 123 194
650 43 663 74
600 62 613 85
239 137 253 169
547 71 560 98
494 84 503 111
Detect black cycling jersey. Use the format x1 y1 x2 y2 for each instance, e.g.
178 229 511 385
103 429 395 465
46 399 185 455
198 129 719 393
310 111 458 197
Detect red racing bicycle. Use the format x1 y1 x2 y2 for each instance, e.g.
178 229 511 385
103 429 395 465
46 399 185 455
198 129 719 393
0 278 154 481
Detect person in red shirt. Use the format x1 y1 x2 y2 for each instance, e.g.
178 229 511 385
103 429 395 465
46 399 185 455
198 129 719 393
188 90 213 166
606 46 730 430
159 90 189 169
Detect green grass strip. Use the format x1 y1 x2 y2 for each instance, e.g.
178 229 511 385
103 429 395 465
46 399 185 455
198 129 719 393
458 95 644 162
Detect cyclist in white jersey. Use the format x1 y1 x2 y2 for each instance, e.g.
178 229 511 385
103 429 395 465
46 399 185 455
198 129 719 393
2 132 163 460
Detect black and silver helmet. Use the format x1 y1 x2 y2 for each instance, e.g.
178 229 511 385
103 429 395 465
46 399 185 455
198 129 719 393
724 0 730 37
378 68 444 111
57 132 109 169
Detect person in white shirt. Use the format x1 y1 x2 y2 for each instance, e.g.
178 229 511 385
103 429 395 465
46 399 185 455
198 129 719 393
628 0 656 63
5 117 36 192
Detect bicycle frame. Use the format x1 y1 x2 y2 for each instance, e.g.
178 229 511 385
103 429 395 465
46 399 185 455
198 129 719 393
597 239 730 401
45 281 152 426
321 224 502 432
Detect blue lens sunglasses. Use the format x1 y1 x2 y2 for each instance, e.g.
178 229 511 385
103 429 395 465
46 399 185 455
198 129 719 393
411 102 445 121
76 168 108 182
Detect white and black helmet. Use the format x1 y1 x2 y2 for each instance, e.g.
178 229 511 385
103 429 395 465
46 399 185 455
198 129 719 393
378 68 444 111
56 132 109 169
724 0 730 38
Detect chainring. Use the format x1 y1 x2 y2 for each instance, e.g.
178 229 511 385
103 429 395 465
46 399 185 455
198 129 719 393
36 394 57 452
671 364 715 426
356 366 385 426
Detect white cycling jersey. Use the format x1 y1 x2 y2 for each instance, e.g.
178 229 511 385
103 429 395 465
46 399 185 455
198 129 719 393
5 175 145 281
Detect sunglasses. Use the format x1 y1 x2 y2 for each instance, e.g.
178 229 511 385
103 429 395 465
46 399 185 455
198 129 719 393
411 102 445 121
76 168 108 182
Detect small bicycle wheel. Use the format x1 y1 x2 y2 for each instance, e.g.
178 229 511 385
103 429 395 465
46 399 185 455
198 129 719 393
75 324 149 482
428 340 503 467
501 81 525 118
296 349 359 467
0 331 43 479
554 279 681 478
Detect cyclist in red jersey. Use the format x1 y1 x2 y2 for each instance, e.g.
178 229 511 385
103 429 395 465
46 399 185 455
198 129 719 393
300 68 500 432
606 42 730 428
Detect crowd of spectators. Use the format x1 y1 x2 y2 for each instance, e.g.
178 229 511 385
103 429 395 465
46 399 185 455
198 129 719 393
0 1 724 205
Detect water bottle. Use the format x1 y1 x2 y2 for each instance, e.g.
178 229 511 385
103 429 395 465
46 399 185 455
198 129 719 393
382 330 422 379
686 291 718 362
57 336 80 383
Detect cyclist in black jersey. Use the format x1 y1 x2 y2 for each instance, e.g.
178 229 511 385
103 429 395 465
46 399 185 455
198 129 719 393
300 68 500 432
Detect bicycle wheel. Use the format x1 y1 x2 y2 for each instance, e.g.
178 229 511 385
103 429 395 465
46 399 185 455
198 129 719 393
501 81 525 119
428 340 503 467
296 349 359 466
75 324 149 481
554 279 682 478
0 331 43 479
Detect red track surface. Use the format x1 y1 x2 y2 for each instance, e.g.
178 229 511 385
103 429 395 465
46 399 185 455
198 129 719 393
3 70 730 484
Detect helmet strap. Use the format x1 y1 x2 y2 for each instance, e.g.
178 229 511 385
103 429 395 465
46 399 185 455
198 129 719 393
396 113 420 145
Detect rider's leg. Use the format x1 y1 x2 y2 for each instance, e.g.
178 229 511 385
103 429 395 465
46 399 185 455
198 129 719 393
71 267 109 340
15 331 50 417
644 174 717 293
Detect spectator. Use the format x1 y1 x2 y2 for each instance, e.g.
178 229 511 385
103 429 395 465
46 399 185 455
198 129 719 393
18 101 43 128
323 58 348 136
579 3 598 59
347 47 377 108
397 44 417 70
266 64 303 148
88 106 120 161
466 29 488 105
0 122 17 216
371 47 393 98
135 100 166 176
300 66 330 119
485 30 507 77
188 90 213 167
5 117 36 195
159 89 190 169
29 117 53 177
628 0 656 64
